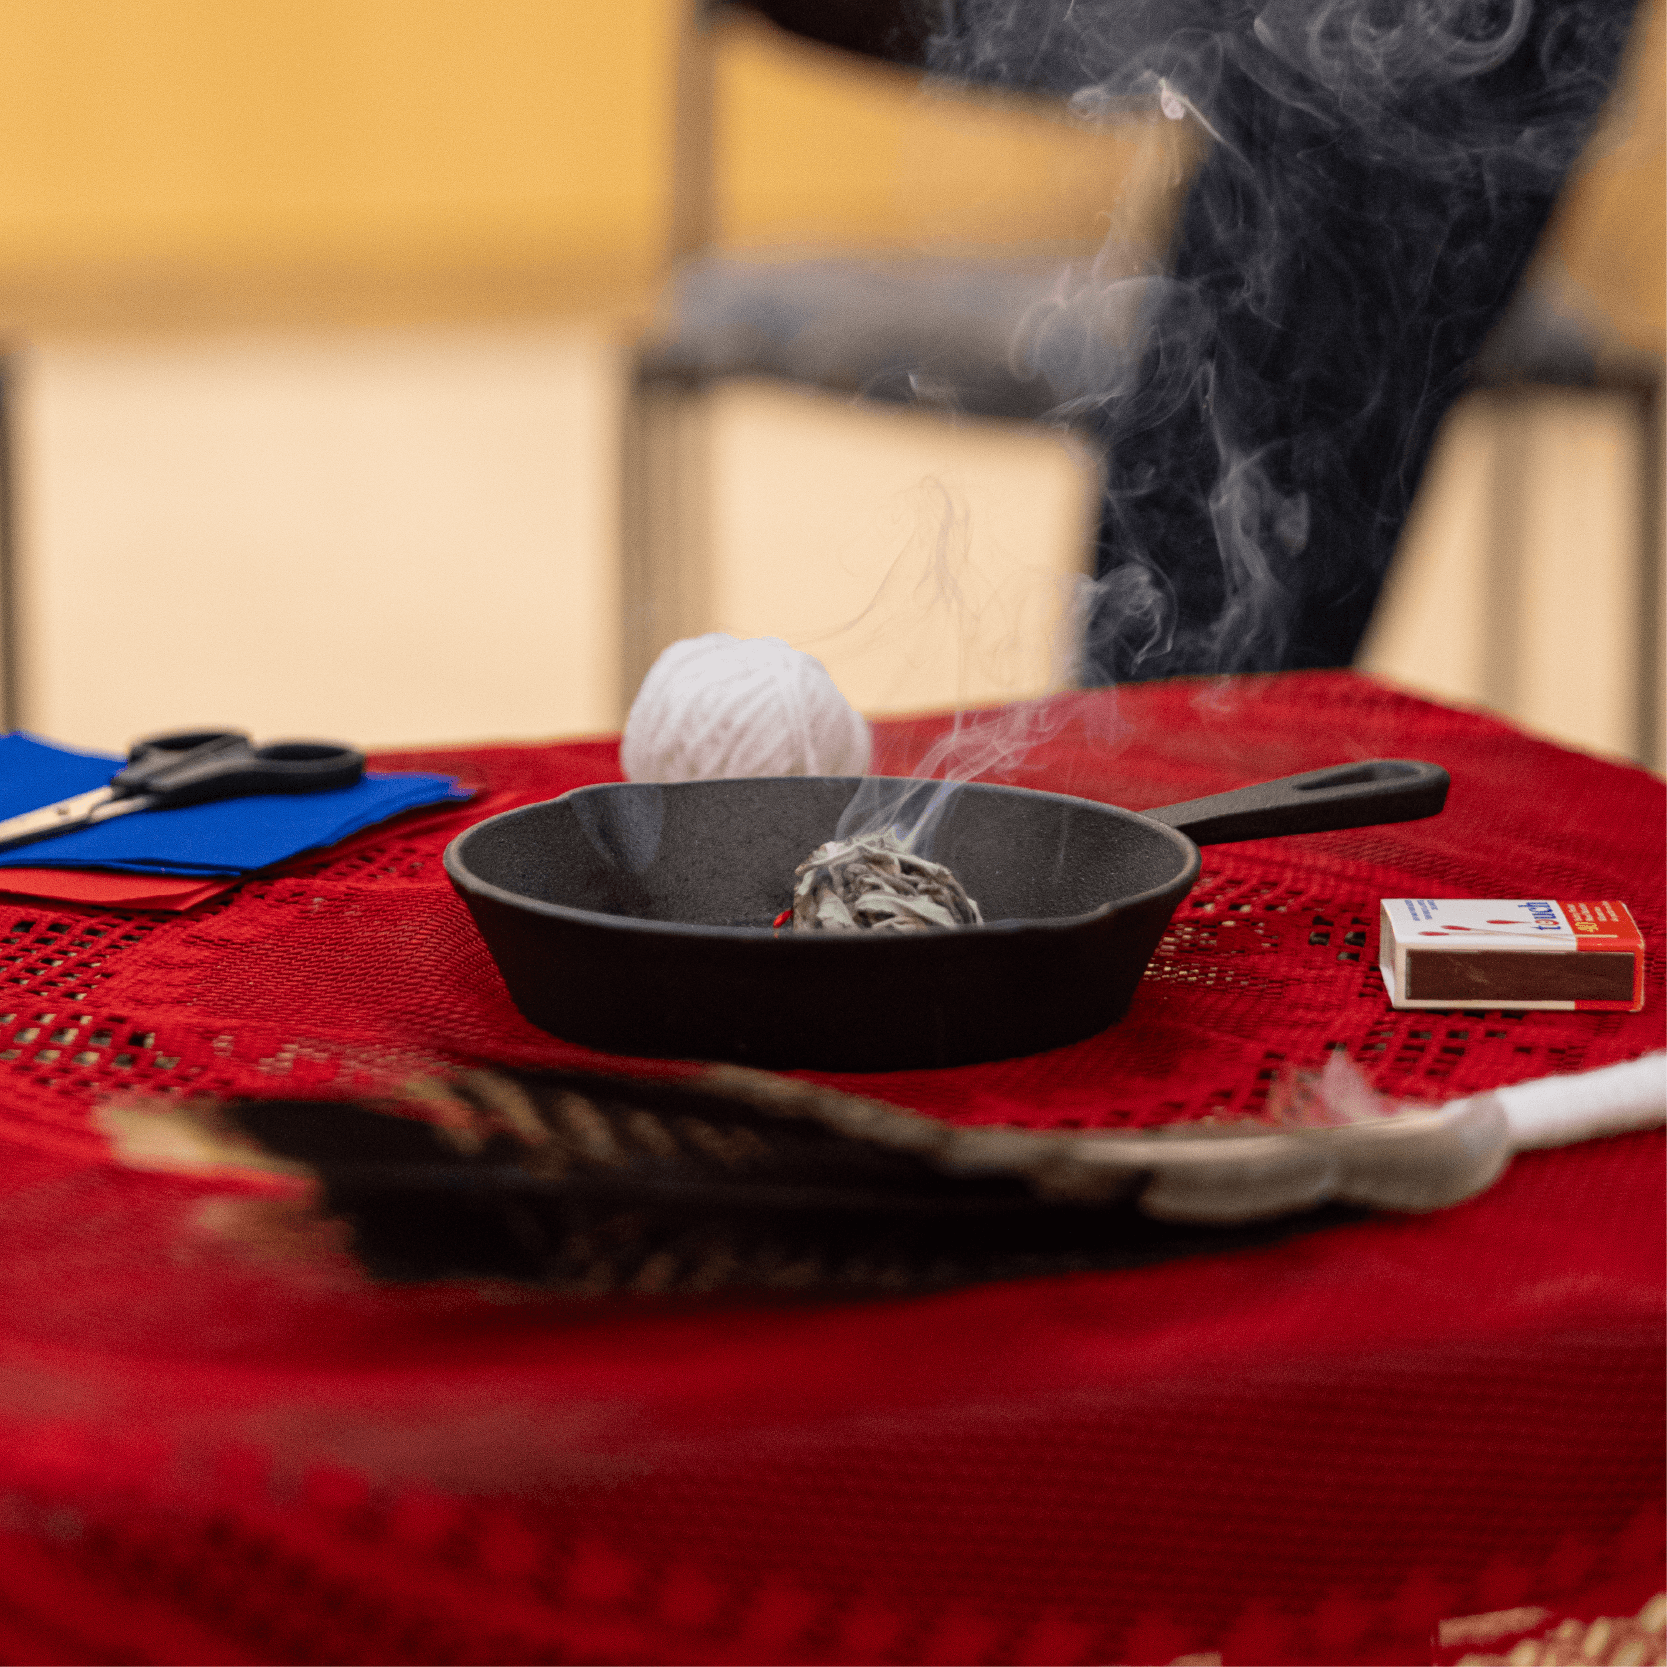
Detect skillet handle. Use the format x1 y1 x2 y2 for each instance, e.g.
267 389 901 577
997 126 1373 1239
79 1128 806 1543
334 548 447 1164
1142 759 1449 846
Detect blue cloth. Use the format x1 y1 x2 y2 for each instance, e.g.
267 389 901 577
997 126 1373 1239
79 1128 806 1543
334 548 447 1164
0 732 469 876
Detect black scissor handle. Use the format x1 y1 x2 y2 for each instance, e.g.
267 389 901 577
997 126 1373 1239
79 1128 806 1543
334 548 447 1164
111 731 364 807
111 731 250 795
126 729 249 758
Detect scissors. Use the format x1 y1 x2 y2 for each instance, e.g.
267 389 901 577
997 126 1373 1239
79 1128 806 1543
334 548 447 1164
0 728 366 855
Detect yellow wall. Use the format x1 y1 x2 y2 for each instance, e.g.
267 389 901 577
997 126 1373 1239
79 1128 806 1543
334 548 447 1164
716 1 1664 320
0 1 1648 336
714 12 1200 262
0 0 680 329
1541 0 1666 356
0 0 1201 333
0 0 1647 315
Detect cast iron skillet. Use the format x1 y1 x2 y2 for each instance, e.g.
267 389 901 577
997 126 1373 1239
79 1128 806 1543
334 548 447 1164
444 760 1447 1072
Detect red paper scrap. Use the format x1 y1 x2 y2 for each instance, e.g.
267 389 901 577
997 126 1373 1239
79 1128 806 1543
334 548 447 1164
0 867 237 911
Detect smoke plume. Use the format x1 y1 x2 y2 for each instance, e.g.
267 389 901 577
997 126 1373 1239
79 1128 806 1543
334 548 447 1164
923 0 1637 681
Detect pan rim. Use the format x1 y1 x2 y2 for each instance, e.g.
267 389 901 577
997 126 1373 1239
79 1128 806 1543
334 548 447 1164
443 775 1203 942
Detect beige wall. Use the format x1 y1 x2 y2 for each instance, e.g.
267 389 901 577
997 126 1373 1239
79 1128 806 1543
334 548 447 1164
1359 389 1657 766
702 386 1098 714
13 324 626 751
626 380 1100 719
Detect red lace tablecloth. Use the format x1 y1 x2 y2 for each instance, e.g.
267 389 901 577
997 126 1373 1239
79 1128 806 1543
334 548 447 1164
0 672 1660 1666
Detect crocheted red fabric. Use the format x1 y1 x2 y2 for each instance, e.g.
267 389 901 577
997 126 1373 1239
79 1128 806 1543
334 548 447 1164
0 672 1660 1665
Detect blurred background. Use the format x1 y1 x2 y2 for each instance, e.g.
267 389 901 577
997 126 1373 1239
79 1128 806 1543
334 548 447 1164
0 0 1659 765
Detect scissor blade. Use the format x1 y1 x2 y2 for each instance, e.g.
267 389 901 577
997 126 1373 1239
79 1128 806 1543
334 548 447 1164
0 786 138 853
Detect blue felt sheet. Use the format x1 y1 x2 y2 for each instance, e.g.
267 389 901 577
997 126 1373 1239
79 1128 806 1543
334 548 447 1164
0 732 468 876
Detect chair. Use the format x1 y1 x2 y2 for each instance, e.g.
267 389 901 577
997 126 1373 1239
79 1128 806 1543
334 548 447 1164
642 0 1643 695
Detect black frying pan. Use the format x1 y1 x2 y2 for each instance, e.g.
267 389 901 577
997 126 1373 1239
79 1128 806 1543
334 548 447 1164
444 761 1447 1072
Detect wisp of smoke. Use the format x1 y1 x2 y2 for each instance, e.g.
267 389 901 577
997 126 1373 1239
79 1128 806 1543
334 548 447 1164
698 0 1634 867
833 557 1110 852
924 0 1636 682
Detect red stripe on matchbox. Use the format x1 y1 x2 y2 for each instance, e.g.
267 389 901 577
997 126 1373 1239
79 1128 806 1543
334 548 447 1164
1564 901 1645 1009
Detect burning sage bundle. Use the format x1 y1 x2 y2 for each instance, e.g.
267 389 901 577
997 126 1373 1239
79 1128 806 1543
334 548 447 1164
791 830 983 933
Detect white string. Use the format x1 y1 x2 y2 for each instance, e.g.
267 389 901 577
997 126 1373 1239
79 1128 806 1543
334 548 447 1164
621 634 872 783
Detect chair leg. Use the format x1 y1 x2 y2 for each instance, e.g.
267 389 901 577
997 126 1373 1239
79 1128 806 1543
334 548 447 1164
621 375 715 709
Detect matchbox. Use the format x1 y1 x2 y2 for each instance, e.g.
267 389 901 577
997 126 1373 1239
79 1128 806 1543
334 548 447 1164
1379 899 1645 1012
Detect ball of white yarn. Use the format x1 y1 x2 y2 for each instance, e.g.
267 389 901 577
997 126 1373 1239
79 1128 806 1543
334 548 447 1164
621 634 872 782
